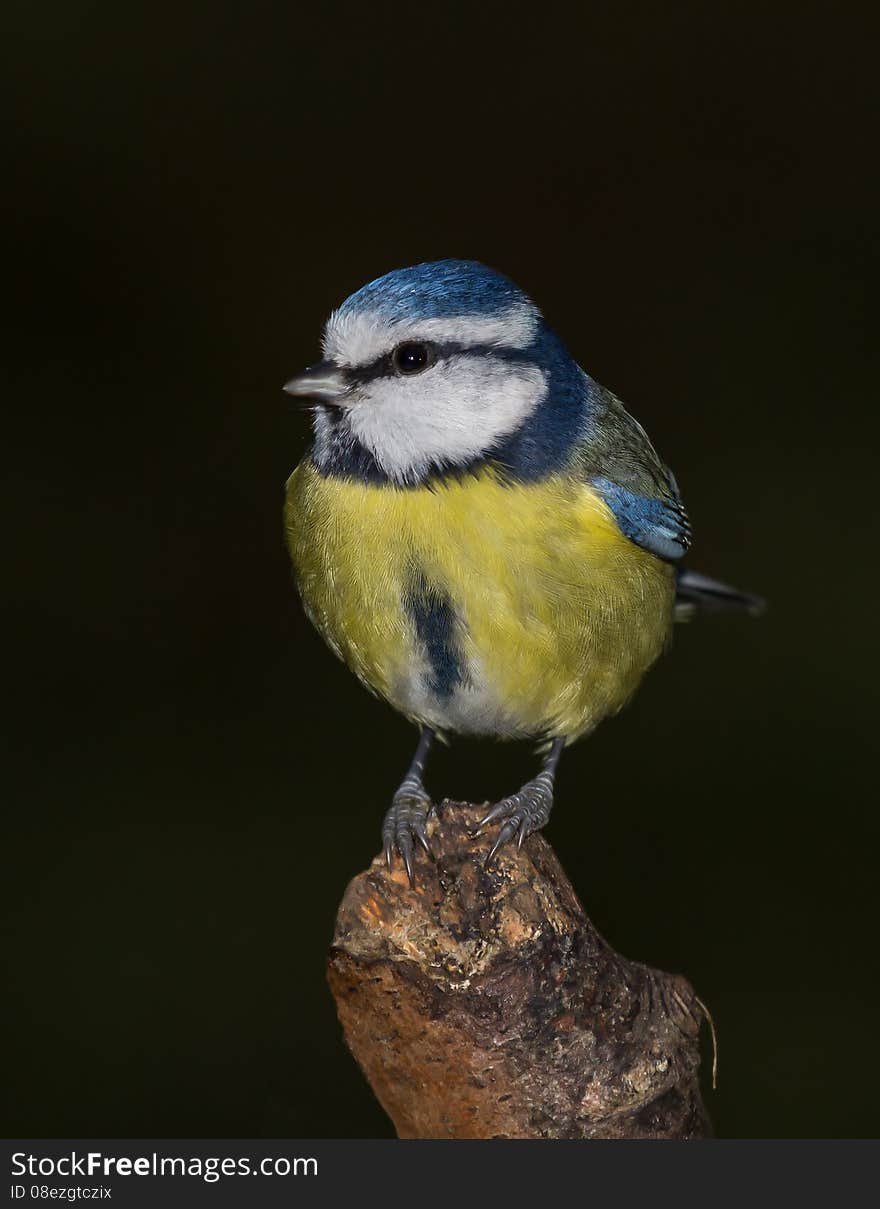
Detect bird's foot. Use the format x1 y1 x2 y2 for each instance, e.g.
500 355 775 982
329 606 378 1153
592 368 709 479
474 770 555 865
382 778 435 886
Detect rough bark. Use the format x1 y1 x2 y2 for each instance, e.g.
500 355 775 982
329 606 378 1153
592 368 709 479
327 800 711 1139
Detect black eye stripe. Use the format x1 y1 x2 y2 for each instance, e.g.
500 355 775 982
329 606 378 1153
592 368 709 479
344 341 534 386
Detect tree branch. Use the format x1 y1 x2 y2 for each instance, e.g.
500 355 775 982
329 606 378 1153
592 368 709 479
327 800 711 1139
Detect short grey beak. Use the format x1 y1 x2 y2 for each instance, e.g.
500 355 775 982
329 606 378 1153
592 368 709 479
283 360 348 404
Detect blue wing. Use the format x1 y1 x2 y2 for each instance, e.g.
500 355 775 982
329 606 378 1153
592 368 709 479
591 473 691 562
575 384 692 563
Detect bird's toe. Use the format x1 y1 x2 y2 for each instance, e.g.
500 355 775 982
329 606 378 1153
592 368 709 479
381 787 435 885
478 778 554 865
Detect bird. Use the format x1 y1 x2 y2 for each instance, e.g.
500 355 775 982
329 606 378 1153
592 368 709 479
282 259 762 883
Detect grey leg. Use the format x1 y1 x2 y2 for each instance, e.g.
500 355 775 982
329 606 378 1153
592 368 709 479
382 727 435 884
477 737 566 865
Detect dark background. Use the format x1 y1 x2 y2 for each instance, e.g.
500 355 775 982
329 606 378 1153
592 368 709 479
4 0 878 1138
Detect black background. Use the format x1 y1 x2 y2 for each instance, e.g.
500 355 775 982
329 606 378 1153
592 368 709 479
4 1 878 1138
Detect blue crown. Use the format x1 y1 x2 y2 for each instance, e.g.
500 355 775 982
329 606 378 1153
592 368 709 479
336 259 536 324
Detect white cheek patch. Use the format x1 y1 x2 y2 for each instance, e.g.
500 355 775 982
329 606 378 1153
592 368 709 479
345 356 548 483
322 303 540 367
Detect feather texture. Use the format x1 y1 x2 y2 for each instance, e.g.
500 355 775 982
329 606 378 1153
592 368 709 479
572 384 692 562
285 461 675 742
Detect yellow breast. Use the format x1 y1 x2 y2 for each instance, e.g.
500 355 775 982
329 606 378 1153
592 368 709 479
285 460 674 741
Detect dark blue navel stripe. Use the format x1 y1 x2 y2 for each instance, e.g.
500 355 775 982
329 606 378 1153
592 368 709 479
404 570 463 700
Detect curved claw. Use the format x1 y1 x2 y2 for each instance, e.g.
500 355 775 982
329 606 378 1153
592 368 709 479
475 799 514 833
478 773 555 866
485 819 519 866
413 822 435 859
381 786 434 886
398 831 415 886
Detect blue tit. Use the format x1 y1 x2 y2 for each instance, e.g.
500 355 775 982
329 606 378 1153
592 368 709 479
283 260 762 882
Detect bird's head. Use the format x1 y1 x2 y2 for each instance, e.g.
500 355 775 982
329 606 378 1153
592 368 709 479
284 260 586 485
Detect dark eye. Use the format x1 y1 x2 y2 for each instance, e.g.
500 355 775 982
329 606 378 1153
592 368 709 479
392 342 432 375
